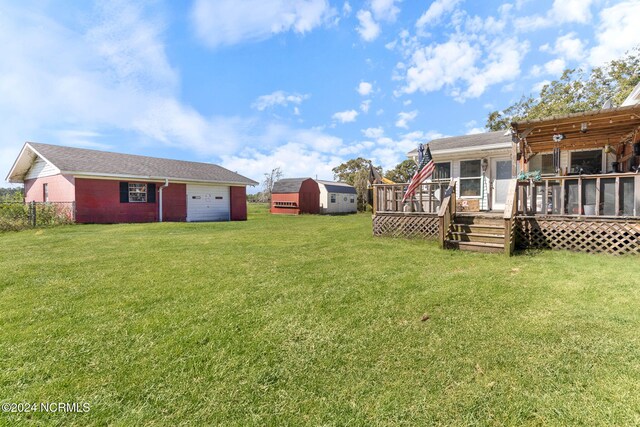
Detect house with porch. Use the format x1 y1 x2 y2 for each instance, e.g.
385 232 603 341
407 131 514 212
373 96 640 255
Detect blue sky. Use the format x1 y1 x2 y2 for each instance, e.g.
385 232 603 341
1 0 639 190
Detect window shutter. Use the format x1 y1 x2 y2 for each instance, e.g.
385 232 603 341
147 183 156 203
120 182 129 203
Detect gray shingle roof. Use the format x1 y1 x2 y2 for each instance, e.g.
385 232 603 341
272 178 315 193
407 130 512 157
28 142 258 185
316 180 357 194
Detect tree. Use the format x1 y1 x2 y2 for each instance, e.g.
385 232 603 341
486 47 640 130
332 157 379 211
262 167 283 201
385 159 417 183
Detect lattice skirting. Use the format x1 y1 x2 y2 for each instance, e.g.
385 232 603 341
515 217 640 255
373 213 439 239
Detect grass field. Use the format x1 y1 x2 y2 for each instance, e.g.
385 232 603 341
1 204 639 425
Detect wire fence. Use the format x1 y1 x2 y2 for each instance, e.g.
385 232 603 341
0 201 75 231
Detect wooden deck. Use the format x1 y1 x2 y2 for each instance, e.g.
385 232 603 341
372 178 640 255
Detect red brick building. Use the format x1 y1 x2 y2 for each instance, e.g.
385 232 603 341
6 142 257 223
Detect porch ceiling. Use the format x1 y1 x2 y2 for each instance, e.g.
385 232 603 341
511 104 640 153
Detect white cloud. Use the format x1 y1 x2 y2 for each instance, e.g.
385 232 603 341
552 33 586 61
543 58 566 76
370 0 401 22
343 1 352 16
191 0 336 48
588 1 640 66
398 31 527 100
466 127 484 135
356 10 380 41
252 91 309 111
532 79 551 93
360 99 371 113
332 109 359 123
514 0 594 31
362 127 384 138
416 0 461 28
357 81 373 96
395 110 418 129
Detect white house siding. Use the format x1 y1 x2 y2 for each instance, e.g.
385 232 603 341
426 148 512 211
186 184 230 222
318 183 357 214
24 157 60 180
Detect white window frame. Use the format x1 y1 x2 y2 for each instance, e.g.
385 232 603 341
459 159 482 198
432 161 452 182
128 183 147 203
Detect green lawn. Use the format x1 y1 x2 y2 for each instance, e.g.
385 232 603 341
1 204 639 425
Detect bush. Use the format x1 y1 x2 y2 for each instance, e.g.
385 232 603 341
0 192 74 231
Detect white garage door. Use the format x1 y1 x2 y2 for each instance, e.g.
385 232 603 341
186 184 230 222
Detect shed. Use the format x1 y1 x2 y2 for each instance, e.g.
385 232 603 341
270 178 320 215
6 142 258 223
316 180 357 214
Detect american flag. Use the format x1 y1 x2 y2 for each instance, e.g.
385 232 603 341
402 144 435 203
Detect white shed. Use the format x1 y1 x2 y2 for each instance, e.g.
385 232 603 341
317 180 357 214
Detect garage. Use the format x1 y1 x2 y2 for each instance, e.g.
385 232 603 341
186 184 230 222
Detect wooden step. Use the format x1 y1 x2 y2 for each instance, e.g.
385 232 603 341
451 224 505 235
448 231 505 244
445 240 505 253
453 215 504 227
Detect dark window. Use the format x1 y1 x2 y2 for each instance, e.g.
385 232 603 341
43 183 48 202
540 153 555 175
330 194 336 203
460 160 481 197
433 162 451 181
570 150 602 174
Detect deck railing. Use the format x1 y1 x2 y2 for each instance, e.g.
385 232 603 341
437 180 456 248
515 172 640 217
373 181 450 214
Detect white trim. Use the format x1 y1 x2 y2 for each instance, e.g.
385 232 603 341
68 172 254 187
6 142 61 183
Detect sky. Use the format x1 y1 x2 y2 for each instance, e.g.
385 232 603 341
1 0 639 191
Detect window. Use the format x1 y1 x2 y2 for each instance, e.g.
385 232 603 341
570 150 602 174
43 183 48 202
459 160 481 197
540 153 555 175
128 183 147 202
350 196 355 203
330 194 336 203
433 162 451 181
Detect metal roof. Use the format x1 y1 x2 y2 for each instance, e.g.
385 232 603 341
7 142 258 185
407 130 511 157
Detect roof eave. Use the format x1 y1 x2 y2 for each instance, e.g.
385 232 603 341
67 171 258 186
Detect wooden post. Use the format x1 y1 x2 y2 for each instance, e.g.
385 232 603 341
372 185 378 215
560 178 566 215
595 177 600 216
503 179 517 256
578 177 583 215
614 177 620 216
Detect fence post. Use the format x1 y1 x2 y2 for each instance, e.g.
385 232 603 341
30 201 36 227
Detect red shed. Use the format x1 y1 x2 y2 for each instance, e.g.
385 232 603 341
6 142 258 223
270 178 320 215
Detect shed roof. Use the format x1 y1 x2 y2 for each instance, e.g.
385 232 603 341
407 130 511 157
7 142 258 185
272 178 314 193
316 180 357 194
